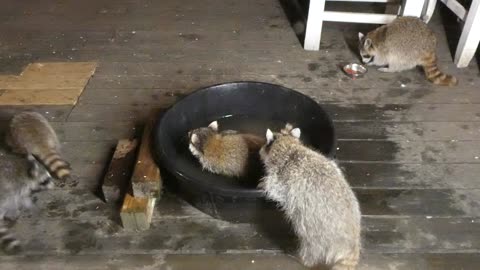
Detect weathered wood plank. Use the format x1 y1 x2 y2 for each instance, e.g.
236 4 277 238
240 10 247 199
335 121 480 141
101 139 138 203
131 112 162 198
8 216 480 254
336 140 480 163
29 187 480 219
67 103 480 123
120 194 155 231
341 163 480 189
1 253 480 270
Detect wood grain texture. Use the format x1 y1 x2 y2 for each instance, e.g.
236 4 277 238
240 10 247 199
131 111 162 198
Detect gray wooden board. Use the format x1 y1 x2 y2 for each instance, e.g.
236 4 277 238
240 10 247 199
15 188 480 221
5 215 480 254
1 253 480 270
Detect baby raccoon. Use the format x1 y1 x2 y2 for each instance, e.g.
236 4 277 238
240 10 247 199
6 111 71 180
188 120 265 178
358 16 457 86
0 154 54 254
259 124 361 270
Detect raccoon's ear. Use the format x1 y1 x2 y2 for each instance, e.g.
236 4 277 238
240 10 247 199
358 32 364 41
266 129 274 144
191 133 199 144
291 128 301 139
208 121 218 131
364 38 372 49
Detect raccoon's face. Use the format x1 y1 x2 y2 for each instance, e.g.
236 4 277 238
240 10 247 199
260 123 301 161
358 32 376 65
27 155 54 191
188 121 218 158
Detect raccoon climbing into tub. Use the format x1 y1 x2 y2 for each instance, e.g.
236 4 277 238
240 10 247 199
0 154 54 254
188 120 265 178
5 112 71 180
259 124 361 270
358 16 457 86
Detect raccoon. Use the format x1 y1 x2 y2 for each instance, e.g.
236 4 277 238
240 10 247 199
0 154 54 254
5 112 71 180
358 16 457 86
259 124 361 270
188 121 265 178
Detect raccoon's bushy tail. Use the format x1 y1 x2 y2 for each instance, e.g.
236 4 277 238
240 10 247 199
0 222 21 254
35 150 71 180
422 52 458 86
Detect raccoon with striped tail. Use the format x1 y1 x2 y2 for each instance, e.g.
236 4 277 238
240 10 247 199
358 16 457 86
259 124 361 270
5 112 71 180
0 154 54 254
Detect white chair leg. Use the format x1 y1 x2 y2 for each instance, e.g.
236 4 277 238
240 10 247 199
454 0 480 68
422 0 437 23
401 0 426 17
304 0 326 51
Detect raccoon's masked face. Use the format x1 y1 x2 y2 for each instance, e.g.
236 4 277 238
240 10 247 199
188 121 218 158
358 32 376 65
27 154 54 191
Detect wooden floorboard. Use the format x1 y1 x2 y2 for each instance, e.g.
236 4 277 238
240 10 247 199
0 0 479 268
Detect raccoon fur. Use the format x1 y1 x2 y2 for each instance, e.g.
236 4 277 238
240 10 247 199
188 120 265 178
6 112 71 180
358 16 457 86
259 124 361 270
0 154 54 254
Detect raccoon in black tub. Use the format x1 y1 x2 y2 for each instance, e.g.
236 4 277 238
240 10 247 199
258 123 361 270
187 121 265 178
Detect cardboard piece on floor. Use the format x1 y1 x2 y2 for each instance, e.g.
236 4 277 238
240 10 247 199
120 194 156 231
0 62 97 105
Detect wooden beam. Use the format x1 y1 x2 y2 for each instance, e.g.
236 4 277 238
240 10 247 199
131 111 162 198
100 139 138 204
120 194 156 231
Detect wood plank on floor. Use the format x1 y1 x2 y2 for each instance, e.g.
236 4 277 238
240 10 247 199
1 253 479 270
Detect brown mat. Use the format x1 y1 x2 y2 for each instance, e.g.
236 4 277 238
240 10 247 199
0 62 97 105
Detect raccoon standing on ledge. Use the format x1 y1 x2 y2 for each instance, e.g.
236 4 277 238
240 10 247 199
188 121 265 178
5 112 71 180
358 16 457 86
259 124 361 270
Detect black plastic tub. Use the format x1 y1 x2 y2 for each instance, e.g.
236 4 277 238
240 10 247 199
153 81 336 223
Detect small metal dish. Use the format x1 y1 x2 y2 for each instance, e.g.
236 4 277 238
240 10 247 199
342 63 367 78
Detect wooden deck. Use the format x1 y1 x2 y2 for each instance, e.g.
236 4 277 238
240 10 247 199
0 0 479 269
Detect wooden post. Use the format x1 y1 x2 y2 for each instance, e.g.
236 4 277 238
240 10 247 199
119 110 163 230
120 194 155 231
101 139 138 204
131 112 162 198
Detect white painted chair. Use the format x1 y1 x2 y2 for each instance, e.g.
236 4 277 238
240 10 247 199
423 0 480 68
304 0 426 51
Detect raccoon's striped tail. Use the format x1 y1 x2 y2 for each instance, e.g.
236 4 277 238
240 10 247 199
422 52 458 86
0 222 21 254
35 151 71 180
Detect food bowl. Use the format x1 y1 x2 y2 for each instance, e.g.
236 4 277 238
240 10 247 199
153 81 336 223
342 63 367 78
